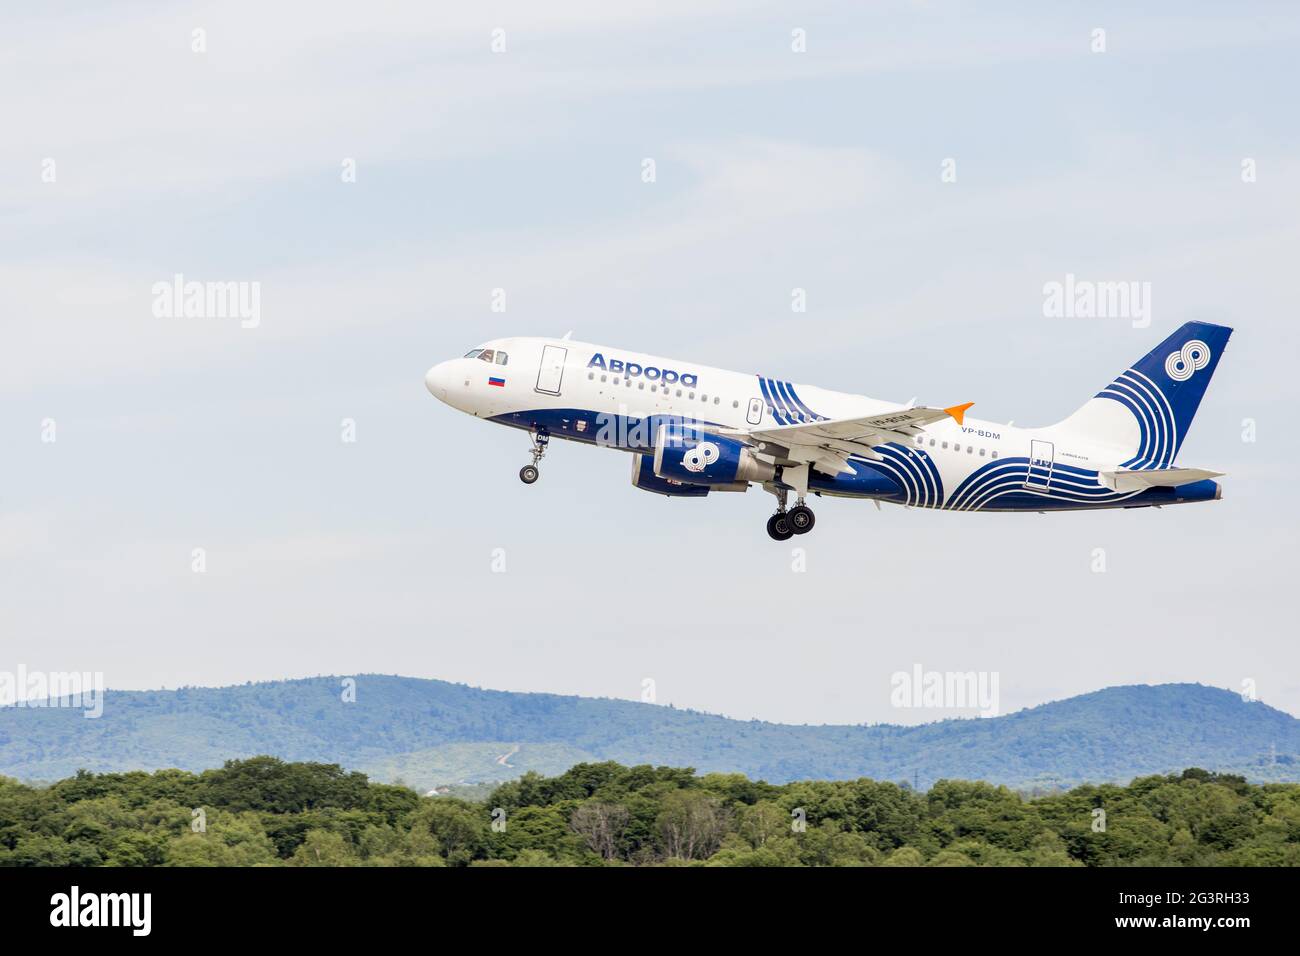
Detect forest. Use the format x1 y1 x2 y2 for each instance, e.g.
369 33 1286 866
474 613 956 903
1 757 1297 866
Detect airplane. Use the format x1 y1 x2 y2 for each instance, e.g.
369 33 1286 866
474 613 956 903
424 321 1231 540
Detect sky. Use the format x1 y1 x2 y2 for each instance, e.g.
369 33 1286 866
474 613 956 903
3 1 1298 727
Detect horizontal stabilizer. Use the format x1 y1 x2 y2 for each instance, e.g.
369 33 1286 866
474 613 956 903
1098 466 1224 492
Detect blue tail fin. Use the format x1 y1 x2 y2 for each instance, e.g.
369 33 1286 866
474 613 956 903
1058 321 1232 467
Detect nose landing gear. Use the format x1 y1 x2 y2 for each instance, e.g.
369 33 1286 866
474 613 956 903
520 431 549 484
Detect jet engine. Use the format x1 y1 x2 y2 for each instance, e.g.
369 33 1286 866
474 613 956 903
652 423 774 486
631 453 713 497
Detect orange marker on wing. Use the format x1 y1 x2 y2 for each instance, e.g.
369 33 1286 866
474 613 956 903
944 402 975 426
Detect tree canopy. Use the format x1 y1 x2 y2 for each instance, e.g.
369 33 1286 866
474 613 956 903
2 758 1297 867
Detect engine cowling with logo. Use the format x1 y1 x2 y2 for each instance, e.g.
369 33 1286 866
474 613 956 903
630 453 710 497
652 423 775 486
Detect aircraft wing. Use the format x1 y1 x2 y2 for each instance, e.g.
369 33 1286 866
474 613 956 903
1098 466 1224 492
714 404 972 476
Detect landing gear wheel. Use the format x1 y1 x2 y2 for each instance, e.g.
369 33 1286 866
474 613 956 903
787 504 815 534
766 512 794 541
520 431 548 485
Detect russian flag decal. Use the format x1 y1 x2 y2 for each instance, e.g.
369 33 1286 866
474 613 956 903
488 376 505 387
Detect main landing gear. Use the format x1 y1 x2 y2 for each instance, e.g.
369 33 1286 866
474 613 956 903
765 488 815 541
788 502 815 534
520 431 548 484
766 512 794 541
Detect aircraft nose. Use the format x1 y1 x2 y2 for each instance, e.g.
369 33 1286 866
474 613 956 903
424 361 452 401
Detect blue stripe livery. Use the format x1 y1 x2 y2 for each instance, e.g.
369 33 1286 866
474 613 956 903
1095 321 1232 468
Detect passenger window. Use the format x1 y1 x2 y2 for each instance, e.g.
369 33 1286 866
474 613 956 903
588 372 594 380
992 451 999 459
714 397 720 405
967 446 973 454
929 439 936 447
954 444 961 452
495 352 508 366
689 392 695 400
639 382 644 390
478 349 494 362
942 442 949 449
979 448 986 457
601 375 607 382
732 400 739 408
677 389 683 397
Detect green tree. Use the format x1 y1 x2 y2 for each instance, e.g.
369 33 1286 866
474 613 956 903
656 791 728 861
290 830 358 867
410 800 490 865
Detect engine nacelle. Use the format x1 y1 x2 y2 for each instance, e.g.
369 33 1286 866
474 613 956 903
652 423 775 486
631 453 710 497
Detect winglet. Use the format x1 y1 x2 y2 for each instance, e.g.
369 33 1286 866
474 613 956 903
944 402 975 426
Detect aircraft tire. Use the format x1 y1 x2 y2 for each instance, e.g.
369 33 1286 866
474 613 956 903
788 505 815 534
766 512 794 541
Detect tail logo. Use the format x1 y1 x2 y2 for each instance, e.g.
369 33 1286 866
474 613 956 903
1165 340 1211 382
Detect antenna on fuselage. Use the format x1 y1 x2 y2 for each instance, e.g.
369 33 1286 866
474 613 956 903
561 330 574 340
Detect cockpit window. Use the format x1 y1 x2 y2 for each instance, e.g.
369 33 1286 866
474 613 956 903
494 351 508 366
477 349 495 362
464 349 482 358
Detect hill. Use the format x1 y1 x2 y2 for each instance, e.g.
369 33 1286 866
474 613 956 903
1 677 1296 791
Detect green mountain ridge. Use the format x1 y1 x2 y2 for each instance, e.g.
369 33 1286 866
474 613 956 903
1 677 1296 791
